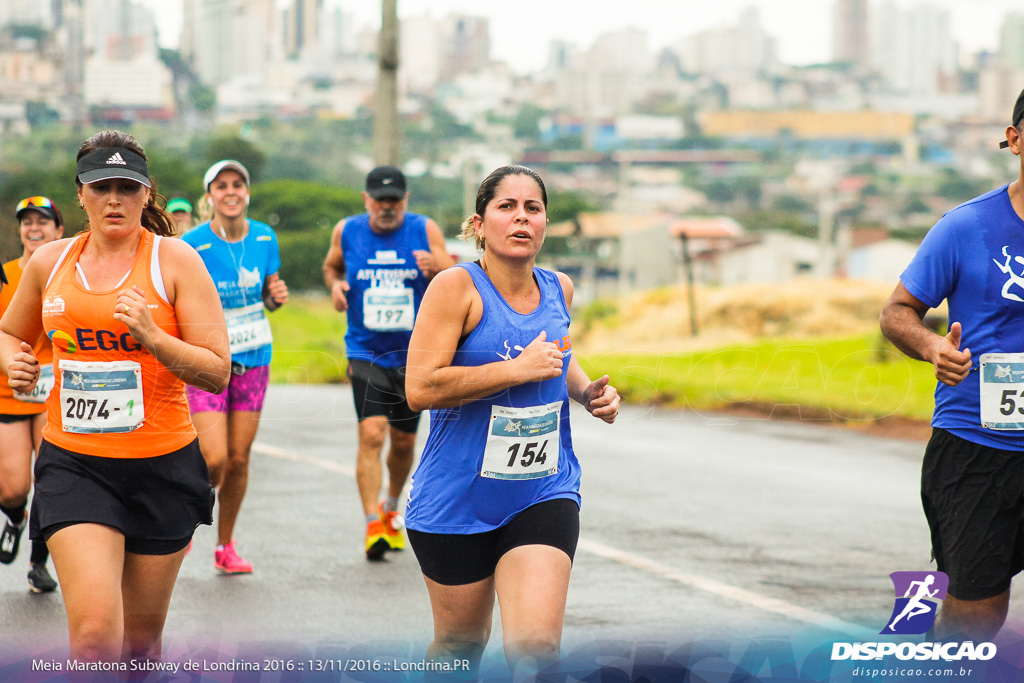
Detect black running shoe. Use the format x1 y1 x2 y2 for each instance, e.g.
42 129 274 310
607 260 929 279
0 514 26 564
27 563 58 593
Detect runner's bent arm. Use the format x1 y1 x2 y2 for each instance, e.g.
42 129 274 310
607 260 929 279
412 219 454 280
122 238 230 393
880 282 971 387
0 240 62 391
557 272 620 423
323 220 349 312
405 268 564 411
262 273 288 312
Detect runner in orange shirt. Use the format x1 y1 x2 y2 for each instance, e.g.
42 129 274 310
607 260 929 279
0 131 230 663
0 196 63 593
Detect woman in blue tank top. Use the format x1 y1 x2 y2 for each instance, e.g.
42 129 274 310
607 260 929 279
405 165 620 676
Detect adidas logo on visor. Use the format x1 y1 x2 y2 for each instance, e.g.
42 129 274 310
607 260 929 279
106 153 127 165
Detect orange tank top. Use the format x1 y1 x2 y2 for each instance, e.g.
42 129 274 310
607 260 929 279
0 258 54 414
41 230 196 458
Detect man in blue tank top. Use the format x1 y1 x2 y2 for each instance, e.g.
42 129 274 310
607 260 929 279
322 166 453 560
880 87 1024 641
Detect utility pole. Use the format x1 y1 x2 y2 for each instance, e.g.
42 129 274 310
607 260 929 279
680 232 699 337
374 0 400 166
817 193 836 278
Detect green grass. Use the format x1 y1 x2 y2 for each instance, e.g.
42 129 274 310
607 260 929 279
267 295 349 384
267 298 939 422
574 334 938 422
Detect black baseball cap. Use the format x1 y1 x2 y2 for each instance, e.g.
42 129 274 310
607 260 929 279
999 88 1024 149
76 147 151 187
365 165 407 200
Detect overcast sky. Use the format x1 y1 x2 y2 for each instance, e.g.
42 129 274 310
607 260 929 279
141 0 1023 73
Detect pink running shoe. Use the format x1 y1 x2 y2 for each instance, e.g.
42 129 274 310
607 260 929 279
214 540 253 575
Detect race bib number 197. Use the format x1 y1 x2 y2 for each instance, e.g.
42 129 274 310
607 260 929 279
363 287 414 331
980 353 1024 430
480 402 561 480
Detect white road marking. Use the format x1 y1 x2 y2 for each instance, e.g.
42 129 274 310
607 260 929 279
577 538 875 638
256 441 875 638
252 442 355 477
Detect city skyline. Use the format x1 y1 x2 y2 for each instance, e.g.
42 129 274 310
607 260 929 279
139 0 1023 73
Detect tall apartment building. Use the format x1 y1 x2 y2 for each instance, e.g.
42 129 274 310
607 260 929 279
679 6 778 75
1000 13 1024 69
0 0 53 29
284 0 321 59
872 0 956 95
439 15 490 81
832 0 870 71
82 0 172 108
188 0 277 87
554 28 653 118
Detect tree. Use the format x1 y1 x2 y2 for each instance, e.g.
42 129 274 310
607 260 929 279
705 181 736 205
513 104 545 141
189 82 216 113
547 190 598 225
204 137 267 183
248 180 363 233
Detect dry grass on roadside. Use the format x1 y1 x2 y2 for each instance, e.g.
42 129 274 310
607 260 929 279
575 278 945 355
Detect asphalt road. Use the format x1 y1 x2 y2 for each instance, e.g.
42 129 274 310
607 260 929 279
1 384 1020 675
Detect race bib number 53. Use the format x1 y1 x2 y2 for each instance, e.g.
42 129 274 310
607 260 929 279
480 402 561 480
980 353 1024 430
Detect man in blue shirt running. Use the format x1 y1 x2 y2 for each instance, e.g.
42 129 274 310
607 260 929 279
880 87 1024 641
322 166 452 560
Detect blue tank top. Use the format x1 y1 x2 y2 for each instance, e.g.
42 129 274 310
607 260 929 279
182 220 281 367
404 263 581 534
342 213 430 368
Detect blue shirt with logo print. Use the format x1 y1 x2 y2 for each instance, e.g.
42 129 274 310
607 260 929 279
341 212 431 368
901 184 1024 450
182 220 281 368
404 263 581 534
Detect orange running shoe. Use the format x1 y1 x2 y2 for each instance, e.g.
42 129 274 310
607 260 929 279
378 501 405 551
365 519 390 561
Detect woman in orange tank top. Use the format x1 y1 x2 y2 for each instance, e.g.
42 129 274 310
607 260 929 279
0 196 63 594
0 131 230 665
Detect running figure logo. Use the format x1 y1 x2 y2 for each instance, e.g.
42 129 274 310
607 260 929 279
993 246 1024 302
496 340 525 361
880 571 948 635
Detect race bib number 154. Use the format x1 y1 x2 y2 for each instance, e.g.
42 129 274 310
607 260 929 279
480 402 561 480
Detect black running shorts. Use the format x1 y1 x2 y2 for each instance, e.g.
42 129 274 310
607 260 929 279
0 413 35 424
921 428 1024 600
30 438 214 555
407 498 580 586
347 359 421 434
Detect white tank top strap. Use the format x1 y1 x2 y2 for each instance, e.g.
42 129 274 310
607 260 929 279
150 235 170 305
45 237 82 290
